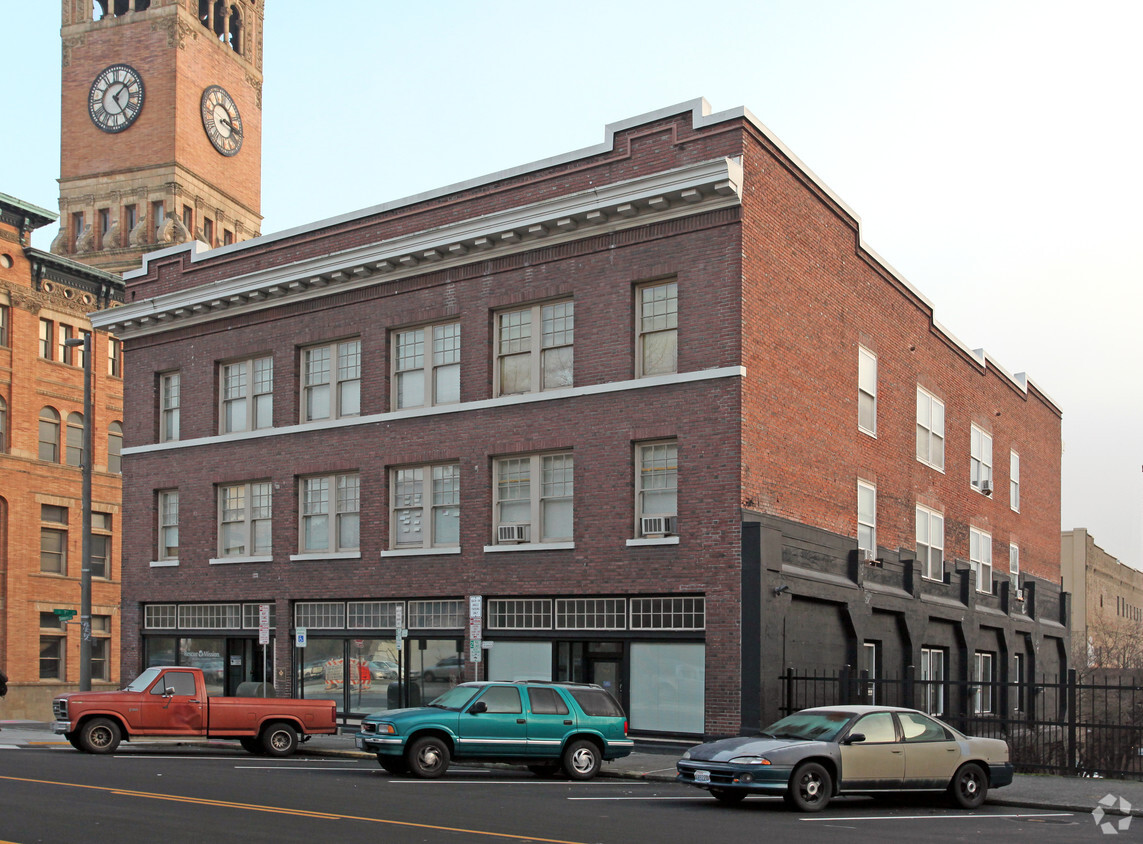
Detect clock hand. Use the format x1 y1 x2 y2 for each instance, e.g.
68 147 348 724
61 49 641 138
220 116 242 138
117 87 130 109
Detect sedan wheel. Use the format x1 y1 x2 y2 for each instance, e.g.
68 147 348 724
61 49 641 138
787 761 832 812
949 762 988 809
711 787 747 805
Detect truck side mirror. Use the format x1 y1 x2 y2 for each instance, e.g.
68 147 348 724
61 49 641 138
468 701 488 714
164 687 176 697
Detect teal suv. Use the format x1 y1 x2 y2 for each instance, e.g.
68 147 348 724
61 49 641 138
355 681 634 779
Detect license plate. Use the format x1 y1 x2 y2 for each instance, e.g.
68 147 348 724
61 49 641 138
694 770 711 784
355 736 365 750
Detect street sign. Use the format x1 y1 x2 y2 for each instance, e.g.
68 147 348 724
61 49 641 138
295 627 307 647
53 608 77 619
258 603 270 645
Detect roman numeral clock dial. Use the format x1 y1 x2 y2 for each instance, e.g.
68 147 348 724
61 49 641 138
201 85 243 157
88 64 145 133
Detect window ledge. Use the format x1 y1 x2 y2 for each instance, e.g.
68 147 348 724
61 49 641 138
289 551 362 562
209 555 273 565
149 559 179 568
381 547 462 558
626 536 680 547
483 542 575 553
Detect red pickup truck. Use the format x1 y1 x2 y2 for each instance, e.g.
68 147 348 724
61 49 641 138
51 666 337 756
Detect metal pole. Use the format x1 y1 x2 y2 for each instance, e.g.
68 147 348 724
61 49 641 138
65 334 94 692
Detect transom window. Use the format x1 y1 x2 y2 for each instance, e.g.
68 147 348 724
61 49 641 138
857 480 876 556
218 481 272 557
970 425 993 494
302 339 361 422
915 505 945 581
916 387 945 470
495 453 573 544
555 598 625 630
160 371 180 442
637 280 677 377
629 597 705 630
300 473 360 553
495 301 573 396
220 356 273 433
391 464 460 550
970 527 993 593
858 347 876 435
394 322 460 409
487 599 553 630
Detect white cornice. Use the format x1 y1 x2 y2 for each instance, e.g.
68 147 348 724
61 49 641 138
93 156 743 338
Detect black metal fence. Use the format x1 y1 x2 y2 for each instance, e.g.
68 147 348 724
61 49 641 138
780 668 1143 780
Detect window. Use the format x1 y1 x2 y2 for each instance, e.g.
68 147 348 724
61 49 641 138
528 687 570 715
107 421 123 473
218 482 272 557
98 208 110 249
160 372 180 442
301 340 360 422
91 615 112 681
1014 652 1027 712
0 302 9 346
973 651 995 714
851 711 896 743
91 512 112 579
203 217 214 246
224 229 233 245
0 396 7 453
637 280 677 377
182 204 194 234
970 527 993 593
72 211 86 251
1009 543 1020 588
66 412 84 467
495 453 573 544
76 330 91 370
898 711 951 742
970 425 993 494
1010 450 1020 511
57 325 74 364
151 200 165 240
861 641 879 704
41 505 68 574
636 441 677 535
915 506 945 581
125 203 138 234
158 490 179 561
300 473 360 553
495 301 573 395
920 646 945 715
858 347 876 435
916 388 945 469
39 318 53 358
476 686 522 714
39 407 60 462
108 336 122 377
221 356 273 433
391 464 460 550
393 322 460 409
40 613 67 681
857 480 876 557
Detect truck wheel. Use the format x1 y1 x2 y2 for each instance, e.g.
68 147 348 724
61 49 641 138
562 739 602 780
261 723 299 757
377 754 408 775
239 737 262 754
407 736 450 778
79 718 121 754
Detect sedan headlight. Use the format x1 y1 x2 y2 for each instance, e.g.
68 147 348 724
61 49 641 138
682 750 692 760
729 755 771 765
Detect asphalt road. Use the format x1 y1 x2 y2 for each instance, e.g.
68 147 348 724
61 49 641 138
0 745 1109 843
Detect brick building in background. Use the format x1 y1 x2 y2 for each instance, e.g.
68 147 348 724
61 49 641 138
92 100 1066 736
1 192 125 719
1062 529 1143 669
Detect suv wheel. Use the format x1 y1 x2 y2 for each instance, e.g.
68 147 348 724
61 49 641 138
562 739 602 780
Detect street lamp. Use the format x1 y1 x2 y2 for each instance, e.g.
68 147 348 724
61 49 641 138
64 333 92 692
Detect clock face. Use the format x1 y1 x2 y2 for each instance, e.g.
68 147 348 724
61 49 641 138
201 85 243 157
89 64 145 133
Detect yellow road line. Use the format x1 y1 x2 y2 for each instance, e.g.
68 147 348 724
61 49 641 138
0 775 589 843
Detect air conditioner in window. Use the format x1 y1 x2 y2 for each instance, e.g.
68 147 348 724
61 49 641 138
497 523 529 544
1015 588 1025 602
860 550 877 565
981 480 993 496
640 516 677 537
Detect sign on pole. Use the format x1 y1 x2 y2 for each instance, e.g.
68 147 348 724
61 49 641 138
258 604 270 645
295 627 307 647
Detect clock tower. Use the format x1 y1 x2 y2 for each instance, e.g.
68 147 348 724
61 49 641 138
54 0 263 275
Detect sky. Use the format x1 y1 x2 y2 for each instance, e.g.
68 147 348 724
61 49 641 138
4 0 1141 566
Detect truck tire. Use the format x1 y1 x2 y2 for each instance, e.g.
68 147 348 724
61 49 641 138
407 735 450 778
66 733 82 750
78 718 121 754
377 754 408 775
261 722 299 757
239 737 262 754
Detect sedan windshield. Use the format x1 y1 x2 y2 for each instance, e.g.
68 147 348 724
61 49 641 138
426 685 481 710
761 710 854 742
124 667 163 692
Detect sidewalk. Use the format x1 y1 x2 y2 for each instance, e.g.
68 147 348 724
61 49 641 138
4 720 1142 818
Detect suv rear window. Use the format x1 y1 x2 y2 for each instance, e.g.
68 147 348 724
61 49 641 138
568 688 623 717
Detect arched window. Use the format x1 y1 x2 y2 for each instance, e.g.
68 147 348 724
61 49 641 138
108 421 123 474
94 1 109 20
199 0 211 28
0 396 7 453
39 407 60 462
213 1 225 37
66 412 85 467
228 5 242 54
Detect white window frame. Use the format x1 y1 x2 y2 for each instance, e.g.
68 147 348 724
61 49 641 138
915 505 945 581
389 463 461 552
920 646 945 715
970 424 993 494
1009 542 1019 588
493 453 574 545
158 490 179 563
393 322 461 409
216 481 273 560
636 280 678 377
916 387 945 470
108 336 122 377
636 440 677 536
57 323 74 365
973 651 995 714
160 371 180 442
970 526 993 593
90 511 112 580
857 480 876 557
858 346 876 436
39 318 53 359
1009 450 1020 512
494 300 574 396
862 641 878 704
301 339 361 422
220 356 273 434
299 473 360 555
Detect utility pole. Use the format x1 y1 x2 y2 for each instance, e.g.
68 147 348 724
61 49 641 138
64 333 93 691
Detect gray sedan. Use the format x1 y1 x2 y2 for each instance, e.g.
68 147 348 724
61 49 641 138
676 705 1013 812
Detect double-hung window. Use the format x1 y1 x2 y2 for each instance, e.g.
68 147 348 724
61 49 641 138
0 302 9 346
973 651 995 714
57 324 73 364
390 464 460 550
107 421 123 473
159 371 180 441
1009 543 1020 589
494 453 573 544
39 407 60 462
916 387 945 469
91 512 112 579
65 412 84 467
41 505 68 574
915 505 944 581
857 481 876 557
920 646 946 715
302 339 361 422
858 347 876 435
108 336 122 377
495 301 573 395
970 425 993 494
636 441 677 537
158 490 179 562
970 527 992 593
39 319 53 358
1009 450 1020 511
40 613 67 680
221 356 273 433
300 473 360 554
393 323 460 409
218 481 272 558
637 281 677 377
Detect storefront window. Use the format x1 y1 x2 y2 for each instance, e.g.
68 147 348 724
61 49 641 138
180 637 225 697
299 637 404 715
628 642 704 734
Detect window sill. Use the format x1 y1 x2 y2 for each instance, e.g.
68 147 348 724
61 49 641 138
149 559 179 567
209 555 273 565
626 536 680 547
381 547 462 558
483 542 575 553
289 551 362 562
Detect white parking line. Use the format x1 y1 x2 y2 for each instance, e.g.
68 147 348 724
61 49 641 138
800 812 1075 822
